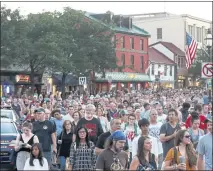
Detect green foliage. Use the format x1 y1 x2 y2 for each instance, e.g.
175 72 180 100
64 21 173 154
189 49 210 77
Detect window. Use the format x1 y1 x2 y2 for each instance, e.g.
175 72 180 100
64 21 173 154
130 37 134 49
130 55 134 66
140 39 144 50
188 25 193 35
177 57 185 68
170 66 172 76
164 65 167 76
121 36 125 48
151 64 154 75
140 56 144 70
121 54 125 66
157 28 162 39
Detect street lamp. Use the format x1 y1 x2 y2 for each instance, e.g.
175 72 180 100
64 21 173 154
205 28 212 58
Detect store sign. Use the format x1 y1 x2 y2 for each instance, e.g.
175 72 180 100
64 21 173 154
15 75 30 82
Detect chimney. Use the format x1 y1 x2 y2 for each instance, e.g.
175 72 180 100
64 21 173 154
122 17 133 29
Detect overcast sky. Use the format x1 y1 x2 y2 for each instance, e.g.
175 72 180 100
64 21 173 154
2 1 212 21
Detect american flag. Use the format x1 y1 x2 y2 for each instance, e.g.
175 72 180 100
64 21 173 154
185 32 198 69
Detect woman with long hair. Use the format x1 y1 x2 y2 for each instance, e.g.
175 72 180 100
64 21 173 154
129 136 157 171
15 121 39 171
23 143 49 170
163 129 197 170
57 120 73 171
68 126 96 170
188 113 204 149
96 108 109 132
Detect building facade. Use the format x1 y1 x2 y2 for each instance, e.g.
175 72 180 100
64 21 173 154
149 41 187 88
148 47 176 89
128 12 212 51
86 13 151 92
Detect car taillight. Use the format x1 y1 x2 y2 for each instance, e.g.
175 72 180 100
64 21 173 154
8 140 16 149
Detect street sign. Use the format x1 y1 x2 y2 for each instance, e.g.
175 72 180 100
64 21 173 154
79 77 87 85
201 62 213 78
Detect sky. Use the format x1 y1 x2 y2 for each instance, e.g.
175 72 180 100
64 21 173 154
2 1 212 21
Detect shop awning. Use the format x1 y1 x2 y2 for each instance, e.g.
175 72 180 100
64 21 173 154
95 72 151 82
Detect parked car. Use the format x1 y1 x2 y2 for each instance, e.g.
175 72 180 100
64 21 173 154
1 118 19 170
0 108 24 131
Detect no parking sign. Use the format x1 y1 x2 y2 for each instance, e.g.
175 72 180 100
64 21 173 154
201 62 213 78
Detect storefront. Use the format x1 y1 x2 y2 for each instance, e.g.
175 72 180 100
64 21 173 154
95 72 151 93
177 75 187 88
1 71 43 97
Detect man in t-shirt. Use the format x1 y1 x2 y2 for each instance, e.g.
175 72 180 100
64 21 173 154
156 105 167 124
96 130 128 170
160 108 181 159
75 104 103 145
32 108 57 167
197 115 212 170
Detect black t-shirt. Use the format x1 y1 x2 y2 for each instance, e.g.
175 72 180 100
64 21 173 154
96 131 129 151
75 117 104 145
58 131 73 157
32 120 54 152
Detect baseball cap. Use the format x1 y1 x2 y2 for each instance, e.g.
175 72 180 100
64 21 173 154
204 115 212 123
110 130 126 141
34 108 45 113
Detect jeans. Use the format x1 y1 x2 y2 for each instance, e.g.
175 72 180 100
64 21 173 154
59 156 66 171
43 151 52 166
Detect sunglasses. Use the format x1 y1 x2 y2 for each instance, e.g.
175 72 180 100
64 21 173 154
184 135 190 139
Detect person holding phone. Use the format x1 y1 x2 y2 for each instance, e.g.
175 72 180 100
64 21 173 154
15 121 39 171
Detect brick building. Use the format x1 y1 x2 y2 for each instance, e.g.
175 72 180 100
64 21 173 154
86 12 151 92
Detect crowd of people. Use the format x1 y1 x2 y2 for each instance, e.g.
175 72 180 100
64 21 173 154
1 87 212 171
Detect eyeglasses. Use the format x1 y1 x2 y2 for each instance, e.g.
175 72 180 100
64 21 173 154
78 131 86 134
184 135 191 139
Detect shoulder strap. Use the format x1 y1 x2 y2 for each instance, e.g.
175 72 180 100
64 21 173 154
165 122 168 135
134 123 138 136
124 123 128 130
173 147 177 164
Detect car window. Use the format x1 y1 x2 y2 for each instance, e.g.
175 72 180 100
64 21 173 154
0 122 17 134
0 110 13 119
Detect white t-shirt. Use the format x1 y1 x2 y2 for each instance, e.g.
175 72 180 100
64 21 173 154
157 114 167 124
121 123 141 152
132 135 158 158
24 157 49 170
149 122 163 154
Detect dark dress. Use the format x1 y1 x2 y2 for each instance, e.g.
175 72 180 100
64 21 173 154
137 153 157 171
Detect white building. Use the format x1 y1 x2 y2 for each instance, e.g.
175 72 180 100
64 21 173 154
128 12 212 51
148 47 176 88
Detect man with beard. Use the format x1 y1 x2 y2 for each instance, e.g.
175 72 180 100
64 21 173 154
96 130 128 170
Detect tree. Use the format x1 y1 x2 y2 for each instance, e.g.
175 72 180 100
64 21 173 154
189 49 210 77
1 6 22 67
52 7 117 98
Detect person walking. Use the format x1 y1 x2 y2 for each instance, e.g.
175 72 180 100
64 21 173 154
68 126 96 171
129 136 157 170
15 121 39 171
197 115 212 170
23 143 49 170
57 120 73 171
163 130 197 170
96 130 128 170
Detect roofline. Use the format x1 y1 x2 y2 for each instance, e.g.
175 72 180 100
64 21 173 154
149 47 176 64
181 14 212 24
149 41 185 56
85 13 151 37
123 12 174 17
